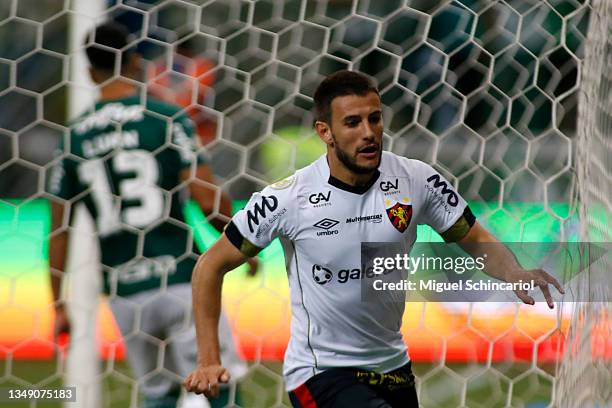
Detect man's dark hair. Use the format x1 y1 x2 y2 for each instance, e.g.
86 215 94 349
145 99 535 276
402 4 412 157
85 22 133 72
313 70 379 124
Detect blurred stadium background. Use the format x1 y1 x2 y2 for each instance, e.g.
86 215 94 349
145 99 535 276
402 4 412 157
0 0 609 407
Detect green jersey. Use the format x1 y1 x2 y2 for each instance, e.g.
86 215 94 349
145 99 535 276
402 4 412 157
47 95 206 296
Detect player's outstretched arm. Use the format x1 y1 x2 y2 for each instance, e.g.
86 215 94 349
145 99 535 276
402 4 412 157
458 221 565 308
184 232 249 398
48 200 71 340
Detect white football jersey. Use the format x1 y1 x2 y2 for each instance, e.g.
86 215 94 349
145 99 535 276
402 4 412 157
226 151 473 391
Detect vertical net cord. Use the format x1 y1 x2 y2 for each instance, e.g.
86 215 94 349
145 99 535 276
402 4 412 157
555 0 611 406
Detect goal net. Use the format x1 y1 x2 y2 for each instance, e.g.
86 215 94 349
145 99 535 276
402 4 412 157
555 0 611 406
0 0 609 407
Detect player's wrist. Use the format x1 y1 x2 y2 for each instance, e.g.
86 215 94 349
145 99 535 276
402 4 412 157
504 267 528 282
197 359 221 367
196 348 221 367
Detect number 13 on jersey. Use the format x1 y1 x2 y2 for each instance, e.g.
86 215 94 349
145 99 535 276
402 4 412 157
78 149 164 237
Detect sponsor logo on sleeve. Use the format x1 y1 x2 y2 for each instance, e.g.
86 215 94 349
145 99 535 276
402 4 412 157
270 175 296 190
247 195 279 233
426 174 459 209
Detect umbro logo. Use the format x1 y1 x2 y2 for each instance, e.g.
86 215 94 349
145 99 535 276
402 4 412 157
313 218 339 230
313 218 340 236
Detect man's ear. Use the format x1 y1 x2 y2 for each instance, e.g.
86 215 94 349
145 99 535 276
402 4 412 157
315 121 333 147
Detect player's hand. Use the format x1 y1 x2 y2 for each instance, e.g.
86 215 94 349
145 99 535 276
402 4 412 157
510 268 565 308
183 364 230 398
246 257 259 277
53 304 71 344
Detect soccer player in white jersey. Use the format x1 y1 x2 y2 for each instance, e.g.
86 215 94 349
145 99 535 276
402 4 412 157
184 71 564 407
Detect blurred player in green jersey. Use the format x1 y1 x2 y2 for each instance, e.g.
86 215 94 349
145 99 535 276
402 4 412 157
47 22 253 408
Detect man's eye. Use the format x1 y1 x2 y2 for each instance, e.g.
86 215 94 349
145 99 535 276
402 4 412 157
369 115 381 124
345 120 359 127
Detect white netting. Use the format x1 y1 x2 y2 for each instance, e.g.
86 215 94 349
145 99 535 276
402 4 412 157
0 0 609 407
555 0 611 406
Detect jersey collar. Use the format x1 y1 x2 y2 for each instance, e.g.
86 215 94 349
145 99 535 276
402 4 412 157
328 169 380 195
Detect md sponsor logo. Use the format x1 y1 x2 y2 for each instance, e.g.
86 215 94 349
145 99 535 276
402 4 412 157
247 195 279 233
313 218 340 236
309 191 331 207
426 174 459 210
255 207 287 238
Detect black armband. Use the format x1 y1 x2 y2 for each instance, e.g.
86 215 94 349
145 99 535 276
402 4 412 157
440 206 476 242
224 221 263 257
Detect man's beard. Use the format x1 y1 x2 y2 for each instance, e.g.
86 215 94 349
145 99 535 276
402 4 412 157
332 134 382 175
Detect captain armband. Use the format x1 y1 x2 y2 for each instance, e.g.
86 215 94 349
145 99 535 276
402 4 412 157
440 206 476 242
224 221 263 257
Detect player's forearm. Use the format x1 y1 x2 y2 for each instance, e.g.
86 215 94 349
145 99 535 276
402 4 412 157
459 222 523 282
191 253 226 366
49 202 68 304
468 242 523 282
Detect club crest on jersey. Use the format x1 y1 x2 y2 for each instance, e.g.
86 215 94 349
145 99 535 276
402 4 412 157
385 202 412 233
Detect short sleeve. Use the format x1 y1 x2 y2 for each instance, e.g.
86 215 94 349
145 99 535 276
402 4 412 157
46 143 78 201
415 162 475 240
171 113 209 169
225 175 297 257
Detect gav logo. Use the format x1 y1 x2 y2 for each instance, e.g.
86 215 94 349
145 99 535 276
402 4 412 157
380 178 399 193
313 218 340 236
309 191 331 206
426 174 459 207
312 264 333 285
312 264 384 285
247 195 278 233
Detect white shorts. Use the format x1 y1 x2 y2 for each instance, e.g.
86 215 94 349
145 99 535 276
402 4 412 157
109 283 248 399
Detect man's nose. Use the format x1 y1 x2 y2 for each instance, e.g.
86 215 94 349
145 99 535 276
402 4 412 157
362 122 376 141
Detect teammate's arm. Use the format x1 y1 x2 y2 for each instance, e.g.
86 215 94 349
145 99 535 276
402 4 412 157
46 147 78 341
183 233 248 398
457 221 565 308
180 165 233 232
180 165 259 276
173 113 259 275
48 200 72 339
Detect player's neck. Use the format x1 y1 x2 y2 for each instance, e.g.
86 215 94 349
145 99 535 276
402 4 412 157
327 153 378 187
99 80 139 102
